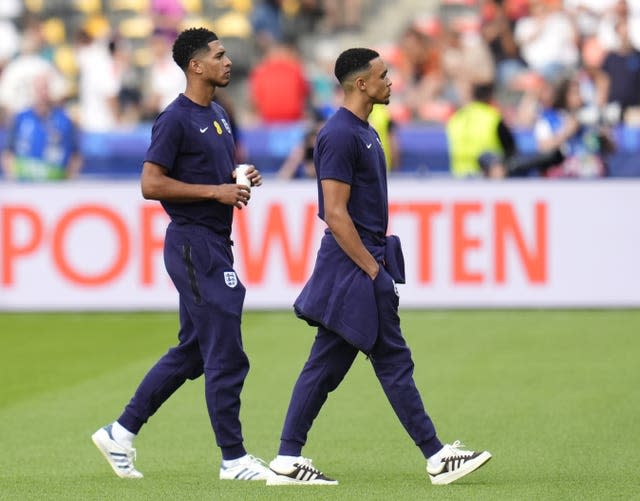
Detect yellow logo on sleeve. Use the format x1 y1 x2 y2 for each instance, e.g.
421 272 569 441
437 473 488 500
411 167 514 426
213 121 223 135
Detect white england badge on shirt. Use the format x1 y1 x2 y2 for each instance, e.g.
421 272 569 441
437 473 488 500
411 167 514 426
224 271 238 288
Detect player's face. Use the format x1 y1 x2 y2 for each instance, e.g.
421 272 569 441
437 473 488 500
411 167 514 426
195 40 232 87
365 57 392 105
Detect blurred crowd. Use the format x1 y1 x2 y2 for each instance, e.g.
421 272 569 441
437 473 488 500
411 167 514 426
1 0 639 180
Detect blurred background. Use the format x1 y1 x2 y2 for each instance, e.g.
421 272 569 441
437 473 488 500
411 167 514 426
1 0 640 179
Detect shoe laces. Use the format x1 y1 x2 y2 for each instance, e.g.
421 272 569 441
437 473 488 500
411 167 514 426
295 457 322 475
444 440 473 459
245 455 269 469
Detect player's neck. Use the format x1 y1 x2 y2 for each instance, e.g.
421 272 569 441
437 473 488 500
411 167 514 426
343 99 373 122
183 81 216 107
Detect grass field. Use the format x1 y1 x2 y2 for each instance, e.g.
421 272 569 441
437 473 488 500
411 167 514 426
1 309 639 500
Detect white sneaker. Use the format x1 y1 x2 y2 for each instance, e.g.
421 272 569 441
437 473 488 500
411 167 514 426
427 440 491 485
266 456 338 486
219 454 274 481
91 425 143 479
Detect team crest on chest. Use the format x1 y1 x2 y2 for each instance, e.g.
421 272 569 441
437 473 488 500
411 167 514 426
223 271 238 288
213 121 223 135
221 118 232 134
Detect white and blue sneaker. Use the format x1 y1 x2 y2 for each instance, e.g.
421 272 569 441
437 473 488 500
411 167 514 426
219 454 274 481
266 456 338 486
427 440 491 485
91 425 143 479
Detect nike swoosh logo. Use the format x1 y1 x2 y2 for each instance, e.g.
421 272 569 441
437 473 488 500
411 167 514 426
200 127 208 133
366 143 372 149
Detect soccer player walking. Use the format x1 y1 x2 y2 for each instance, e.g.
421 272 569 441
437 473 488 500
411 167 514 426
266 48 492 486
91 27 272 481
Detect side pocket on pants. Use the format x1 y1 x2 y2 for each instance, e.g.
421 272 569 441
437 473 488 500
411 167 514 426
182 244 202 305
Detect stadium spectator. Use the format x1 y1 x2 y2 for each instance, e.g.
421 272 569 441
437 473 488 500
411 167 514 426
248 38 310 123
446 82 517 177
289 0 326 33
369 103 399 170
533 75 615 177
251 0 286 53
480 0 527 86
142 28 186 118
322 0 363 33
0 18 20 76
214 88 248 163
514 0 580 80
601 16 640 123
91 27 271 482
74 24 122 132
596 0 640 53
276 112 324 179
447 81 564 178
0 18 67 119
306 40 342 119
150 0 185 34
564 0 618 44
0 0 21 19
1 72 82 181
440 14 495 107
384 22 445 122
110 35 143 127
266 47 491 487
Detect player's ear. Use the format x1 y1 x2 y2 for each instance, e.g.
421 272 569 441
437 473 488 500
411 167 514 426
189 58 202 74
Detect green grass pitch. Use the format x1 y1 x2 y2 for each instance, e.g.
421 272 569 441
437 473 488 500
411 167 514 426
1 309 639 500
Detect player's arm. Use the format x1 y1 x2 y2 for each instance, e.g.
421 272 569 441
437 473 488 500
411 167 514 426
321 178 380 280
141 161 251 209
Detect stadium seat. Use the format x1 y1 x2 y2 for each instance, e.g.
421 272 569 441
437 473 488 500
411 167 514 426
24 0 44 13
109 0 151 13
132 46 152 68
213 0 253 14
211 11 252 38
179 16 216 32
41 18 67 46
73 0 102 15
182 0 203 14
53 45 78 77
118 15 154 39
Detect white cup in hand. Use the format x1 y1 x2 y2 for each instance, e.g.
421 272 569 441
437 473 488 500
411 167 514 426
235 164 251 187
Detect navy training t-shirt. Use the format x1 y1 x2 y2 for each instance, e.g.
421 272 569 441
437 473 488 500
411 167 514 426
144 94 236 237
314 107 389 237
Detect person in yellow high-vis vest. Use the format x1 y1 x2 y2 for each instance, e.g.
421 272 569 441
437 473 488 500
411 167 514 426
369 103 399 170
446 83 516 178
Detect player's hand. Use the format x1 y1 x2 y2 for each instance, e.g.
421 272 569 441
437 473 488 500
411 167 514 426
245 165 262 187
217 184 252 209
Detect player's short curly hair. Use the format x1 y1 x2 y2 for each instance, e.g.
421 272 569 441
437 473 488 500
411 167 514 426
172 27 219 71
334 48 379 84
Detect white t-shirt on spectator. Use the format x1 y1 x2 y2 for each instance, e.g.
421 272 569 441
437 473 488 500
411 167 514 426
149 56 185 112
564 0 618 37
76 40 121 132
515 11 579 72
0 55 67 114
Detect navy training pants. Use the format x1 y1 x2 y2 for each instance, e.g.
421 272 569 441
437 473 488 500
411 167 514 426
118 223 249 460
279 266 443 459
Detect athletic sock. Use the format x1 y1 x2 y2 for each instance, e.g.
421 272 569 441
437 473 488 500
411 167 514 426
272 455 299 469
222 454 248 468
112 420 136 449
427 446 446 470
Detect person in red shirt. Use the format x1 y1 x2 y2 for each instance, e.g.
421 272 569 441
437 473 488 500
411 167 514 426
248 38 310 123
